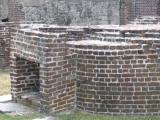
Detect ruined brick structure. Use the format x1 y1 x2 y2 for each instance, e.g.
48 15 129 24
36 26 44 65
9 22 160 115
0 0 160 116
10 24 88 112
0 22 17 70
0 0 160 70
77 25 160 115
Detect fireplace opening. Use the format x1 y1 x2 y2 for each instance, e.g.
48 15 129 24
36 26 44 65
14 57 41 106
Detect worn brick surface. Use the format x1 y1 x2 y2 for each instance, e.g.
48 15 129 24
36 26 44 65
9 20 160 115
67 38 160 115
0 22 17 70
10 25 88 113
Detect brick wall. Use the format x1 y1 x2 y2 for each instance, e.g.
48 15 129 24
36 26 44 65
10 57 40 93
66 37 160 115
10 24 160 115
10 23 160 115
10 25 88 112
0 22 17 70
66 24 160 115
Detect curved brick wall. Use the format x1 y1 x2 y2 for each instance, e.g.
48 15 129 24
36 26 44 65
67 40 160 115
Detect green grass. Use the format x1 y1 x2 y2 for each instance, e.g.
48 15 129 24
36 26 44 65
0 70 45 120
57 113 160 120
0 112 44 120
0 70 10 95
1 112 160 120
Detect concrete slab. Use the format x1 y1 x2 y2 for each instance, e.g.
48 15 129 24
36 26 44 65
0 94 12 103
0 101 56 119
0 102 30 113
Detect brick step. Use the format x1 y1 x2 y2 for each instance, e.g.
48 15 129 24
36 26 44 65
18 92 41 110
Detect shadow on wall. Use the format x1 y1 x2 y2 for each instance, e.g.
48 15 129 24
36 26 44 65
1 18 9 22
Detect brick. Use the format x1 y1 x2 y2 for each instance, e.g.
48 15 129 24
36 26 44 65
9 18 160 115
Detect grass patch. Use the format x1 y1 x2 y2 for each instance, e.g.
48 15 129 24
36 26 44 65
0 111 45 120
0 70 10 95
57 112 160 120
1 112 160 120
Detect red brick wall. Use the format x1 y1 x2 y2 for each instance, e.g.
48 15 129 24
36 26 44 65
9 23 160 115
0 22 17 70
10 26 83 112
66 25 160 115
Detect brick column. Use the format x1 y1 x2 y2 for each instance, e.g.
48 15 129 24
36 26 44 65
10 27 76 113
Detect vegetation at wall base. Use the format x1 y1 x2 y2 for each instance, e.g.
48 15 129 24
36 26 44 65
56 112 160 120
